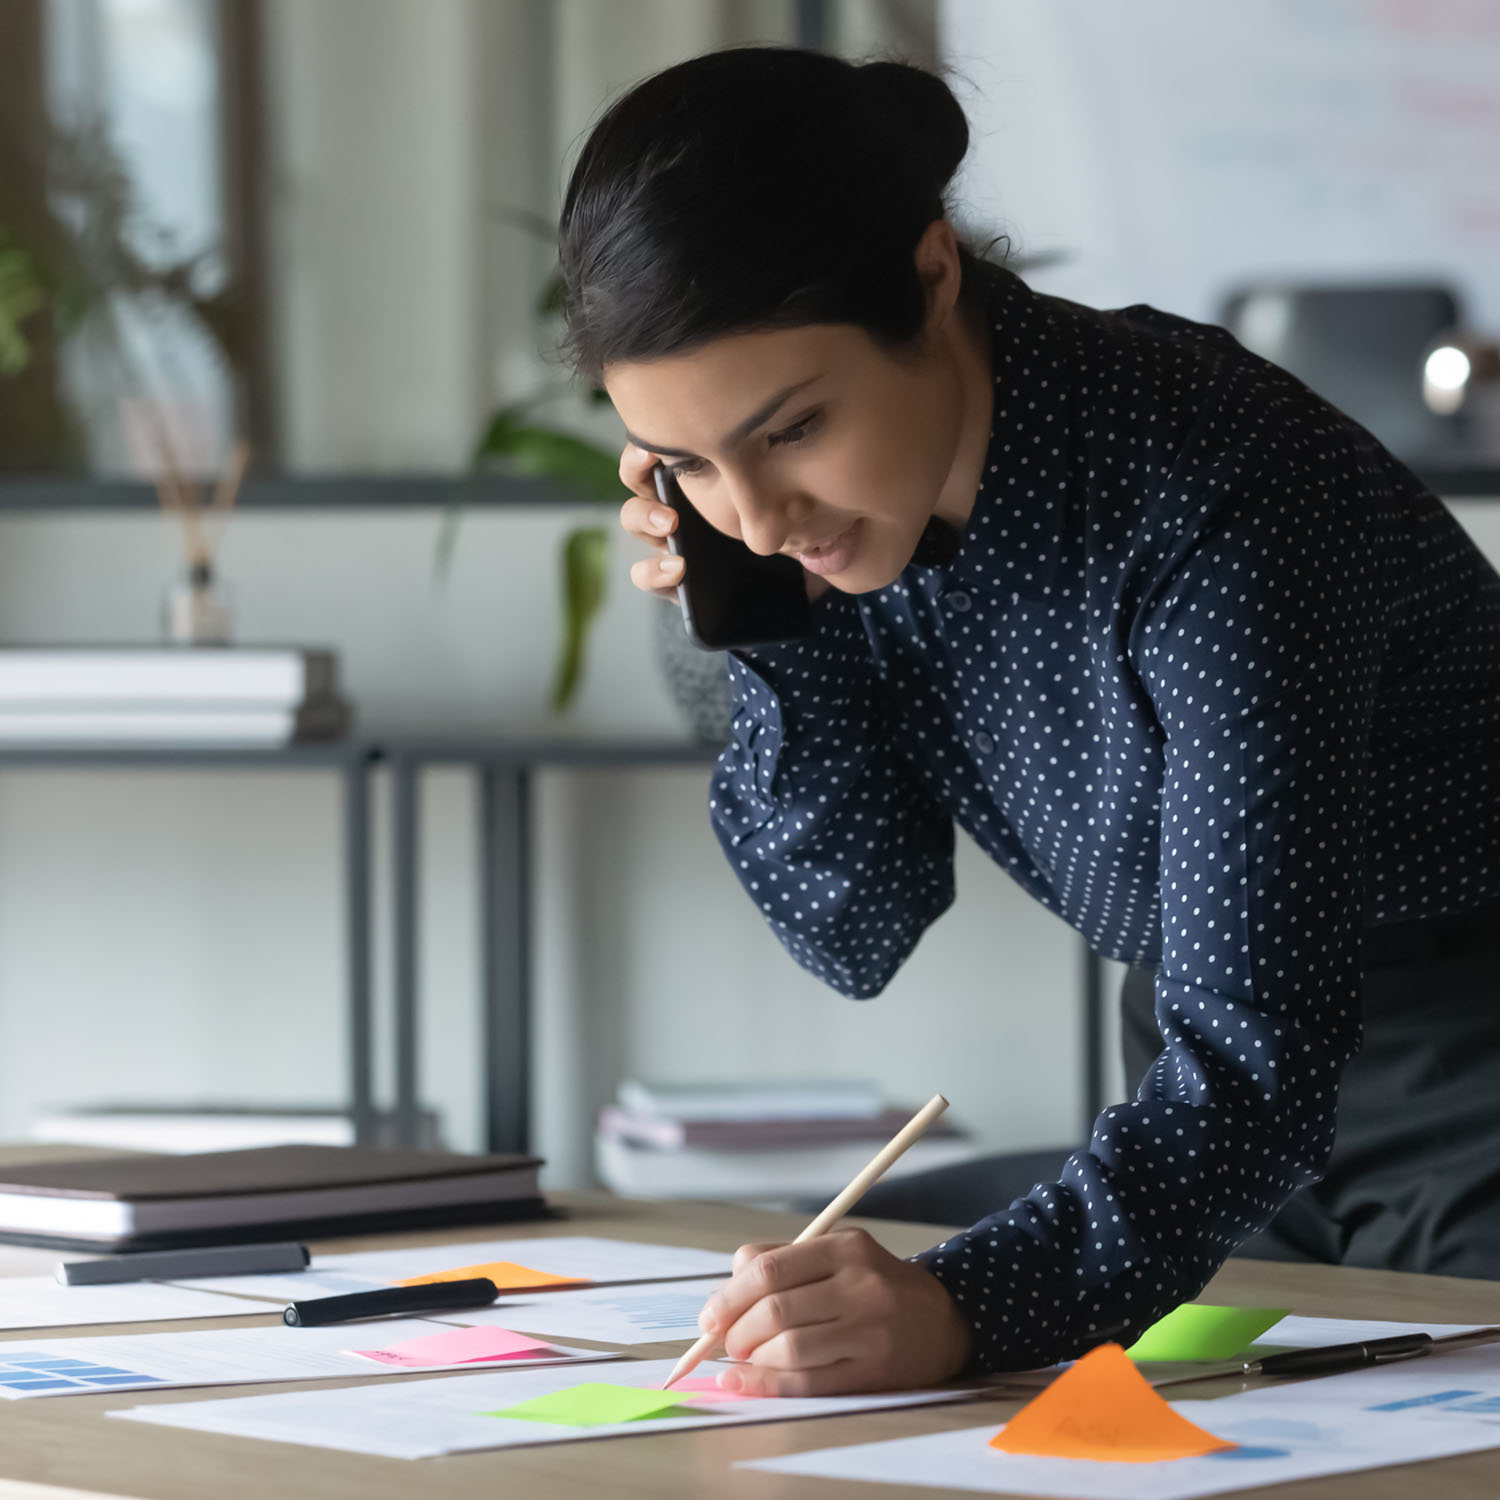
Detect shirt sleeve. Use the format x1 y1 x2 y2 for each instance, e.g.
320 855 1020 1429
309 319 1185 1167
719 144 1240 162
916 457 1388 1371
708 587 956 999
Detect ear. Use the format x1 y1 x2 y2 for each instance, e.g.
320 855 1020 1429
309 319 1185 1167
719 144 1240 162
912 219 964 329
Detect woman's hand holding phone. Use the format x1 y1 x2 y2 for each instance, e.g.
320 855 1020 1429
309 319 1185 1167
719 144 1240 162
619 442 687 600
617 441 829 604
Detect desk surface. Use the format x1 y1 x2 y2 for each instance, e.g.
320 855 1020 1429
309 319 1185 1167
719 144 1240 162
3 1186 1500 1500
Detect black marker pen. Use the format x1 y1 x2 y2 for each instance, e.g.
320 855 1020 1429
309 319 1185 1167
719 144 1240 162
283 1277 498 1327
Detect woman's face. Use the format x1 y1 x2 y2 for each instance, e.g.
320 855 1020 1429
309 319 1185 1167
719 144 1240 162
603 234 984 594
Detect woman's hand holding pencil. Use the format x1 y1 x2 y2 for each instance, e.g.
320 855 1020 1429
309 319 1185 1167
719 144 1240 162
664 1093 973 1397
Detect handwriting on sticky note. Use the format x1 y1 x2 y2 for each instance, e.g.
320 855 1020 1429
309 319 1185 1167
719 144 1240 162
1125 1304 1289 1363
672 1375 757 1403
395 1260 590 1291
350 1325 553 1368
990 1343 1235 1463
483 1383 694 1427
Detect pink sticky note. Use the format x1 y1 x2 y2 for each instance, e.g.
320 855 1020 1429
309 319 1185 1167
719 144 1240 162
350 1325 554 1368
673 1375 757 1404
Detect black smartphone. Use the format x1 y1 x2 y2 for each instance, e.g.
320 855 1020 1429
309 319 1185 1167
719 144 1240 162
654 465 812 651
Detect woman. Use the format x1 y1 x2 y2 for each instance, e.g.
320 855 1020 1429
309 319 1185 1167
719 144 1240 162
558 46 1500 1395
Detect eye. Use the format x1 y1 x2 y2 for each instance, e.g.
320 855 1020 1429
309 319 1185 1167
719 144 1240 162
664 409 821 479
767 410 821 449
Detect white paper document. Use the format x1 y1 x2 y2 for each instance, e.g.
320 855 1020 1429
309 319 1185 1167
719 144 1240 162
448 1276 725 1345
0 1277 262 1332
169 1235 734 1304
741 1394 1500 1499
1253 1314 1488 1349
111 1357 978 1459
0 1319 609 1399
1231 1340 1500 1420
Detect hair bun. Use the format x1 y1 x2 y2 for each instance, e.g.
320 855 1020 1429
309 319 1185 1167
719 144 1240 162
855 60 970 196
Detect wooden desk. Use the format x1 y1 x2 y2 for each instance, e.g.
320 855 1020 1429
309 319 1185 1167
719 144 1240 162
3 1191 1500 1499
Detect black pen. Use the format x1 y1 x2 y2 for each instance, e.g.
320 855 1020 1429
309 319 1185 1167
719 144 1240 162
1246 1325 1500 1378
58 1241 309 1287
282 1277 498 1327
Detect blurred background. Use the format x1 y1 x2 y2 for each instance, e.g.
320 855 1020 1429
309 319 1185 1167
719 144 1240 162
0 0 1497 1203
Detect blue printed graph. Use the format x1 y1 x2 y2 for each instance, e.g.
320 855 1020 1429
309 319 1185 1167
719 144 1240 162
1368 1389 1481 1412
0 1353 161 1391
1453 1396 1500 1414
601 1293 707 1334
1206 1415 1329 1461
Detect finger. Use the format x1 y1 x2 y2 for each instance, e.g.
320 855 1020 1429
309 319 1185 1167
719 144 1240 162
719 1279 839 1362
619 494 677 548
699 1241 785 1334
700 1243 786 1335
732 1242 786 1275
618 441 662 500
718 1357 870 1399
699 1241 840 1337
745 1317 862 1374
630 552 683 591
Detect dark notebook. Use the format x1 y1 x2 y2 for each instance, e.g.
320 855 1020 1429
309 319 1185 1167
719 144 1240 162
0 1145 548 1252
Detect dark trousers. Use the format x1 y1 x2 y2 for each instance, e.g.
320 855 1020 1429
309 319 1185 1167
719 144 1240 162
854 901 1500 1278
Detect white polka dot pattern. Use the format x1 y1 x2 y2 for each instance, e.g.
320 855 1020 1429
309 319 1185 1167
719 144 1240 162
706 265 1500 1371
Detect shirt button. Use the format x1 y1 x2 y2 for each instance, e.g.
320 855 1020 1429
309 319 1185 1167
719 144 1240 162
948 591 973 613
973 730 995 755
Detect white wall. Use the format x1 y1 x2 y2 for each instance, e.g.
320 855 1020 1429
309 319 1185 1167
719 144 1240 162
941 0 1500 331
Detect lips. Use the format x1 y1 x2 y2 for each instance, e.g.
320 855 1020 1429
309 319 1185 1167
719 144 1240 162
792 519 862 577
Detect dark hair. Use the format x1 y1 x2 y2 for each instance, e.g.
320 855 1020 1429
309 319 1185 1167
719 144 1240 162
557 46 996 383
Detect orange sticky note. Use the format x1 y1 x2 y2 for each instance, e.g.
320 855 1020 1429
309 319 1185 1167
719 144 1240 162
989 1343 1235 1463
394 1260 591 1291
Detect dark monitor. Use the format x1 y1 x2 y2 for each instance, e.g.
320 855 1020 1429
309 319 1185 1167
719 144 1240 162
1219 283 1463 462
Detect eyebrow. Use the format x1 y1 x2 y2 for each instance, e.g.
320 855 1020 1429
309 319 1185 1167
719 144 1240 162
624 375 822 459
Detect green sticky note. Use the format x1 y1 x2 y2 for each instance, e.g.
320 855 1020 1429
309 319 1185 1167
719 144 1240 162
1125 1304 1290 1363
482 1383 693 1427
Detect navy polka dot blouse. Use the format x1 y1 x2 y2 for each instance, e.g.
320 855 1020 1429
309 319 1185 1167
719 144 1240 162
707 262 1500 1372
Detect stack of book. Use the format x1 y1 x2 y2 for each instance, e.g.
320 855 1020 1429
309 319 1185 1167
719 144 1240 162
0 647 350 746
595 1079 974 1205
32 1101 444 1153
0 1144 545 1252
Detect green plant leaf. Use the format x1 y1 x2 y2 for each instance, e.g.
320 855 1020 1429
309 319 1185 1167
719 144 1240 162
0 232 47 377
437 395 617 589
551 525 610 712
475 418 622 505
468 386 588 462
470 404 528 466
432 484 469 582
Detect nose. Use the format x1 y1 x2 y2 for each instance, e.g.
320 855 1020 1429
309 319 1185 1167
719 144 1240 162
725 474 809 557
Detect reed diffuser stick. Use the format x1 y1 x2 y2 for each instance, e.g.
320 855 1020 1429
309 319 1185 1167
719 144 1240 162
205 436 251 562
